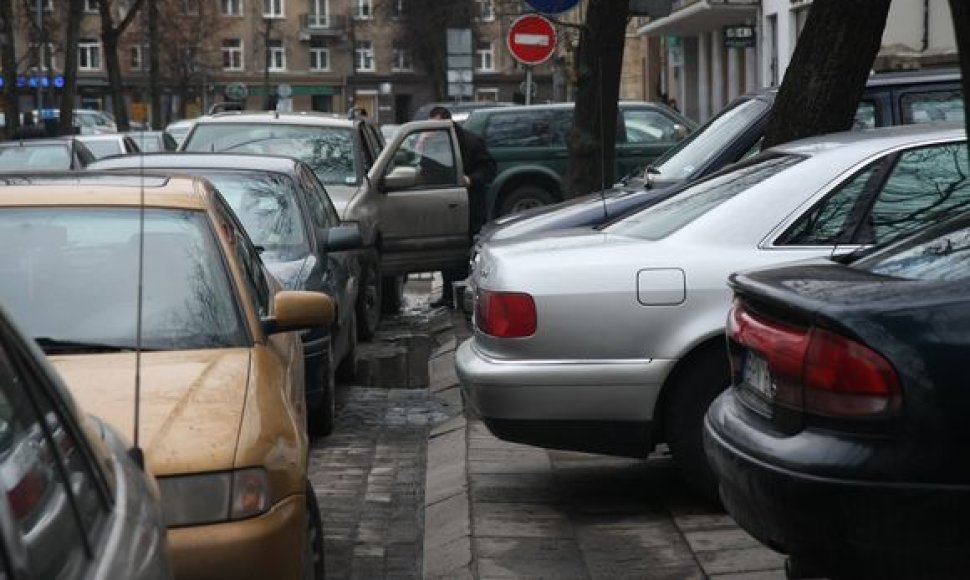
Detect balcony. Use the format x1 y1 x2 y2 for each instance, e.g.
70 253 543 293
299 13 347 39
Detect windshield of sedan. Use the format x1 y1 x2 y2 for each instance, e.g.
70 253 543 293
648 97 770 182
0 208 248 351
205 172 310 261
0 145 71 171
855 215 970 282
604 154 803 240
183 124 359 186
81 140 124 159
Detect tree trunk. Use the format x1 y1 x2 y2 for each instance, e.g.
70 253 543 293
762 0 892 149
1 0 20 138
148 0 161 128
59 0 85 135
99 0 144 132
565 0 629 197
949 0 970 169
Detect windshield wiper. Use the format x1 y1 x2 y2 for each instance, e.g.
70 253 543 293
34 337 140 354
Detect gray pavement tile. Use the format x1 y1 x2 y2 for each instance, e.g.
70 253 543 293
670 512 740 532
423 536 474 579
682 527 766 552
475 537 588 579
469 456 554 475
470 472 558 504
709 569 788 580
576 519 693 551
424 493 471 550
695 545 788 576
473 502 575 538
582 542 701 579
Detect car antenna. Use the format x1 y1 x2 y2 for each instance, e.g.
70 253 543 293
598 51 608 221
128 134 147 471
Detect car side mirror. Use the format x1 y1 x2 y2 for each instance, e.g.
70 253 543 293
673 123 690 141
318 223 363 252
381 165 418 191
262 290 334 335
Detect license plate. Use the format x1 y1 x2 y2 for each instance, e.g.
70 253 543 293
742 351 775 400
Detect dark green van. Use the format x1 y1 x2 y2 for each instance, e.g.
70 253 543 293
463 102 696 217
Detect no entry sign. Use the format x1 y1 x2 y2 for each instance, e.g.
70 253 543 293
506 14 557 66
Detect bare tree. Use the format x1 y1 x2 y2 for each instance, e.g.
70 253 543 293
565 0 629 197
148 0 160 128
762 0 892 149
58 0 85 135
1 0 20 138
97 0 145 131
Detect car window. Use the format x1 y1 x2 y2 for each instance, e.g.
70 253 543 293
775 164 881 246
82 140 123 159
483 110 567 148
183 123 359 186
227 221 273 319
0 344 89 579
385 129 458 187
206 171 310 262
298 166 340 229
0 208 248 351
605 154 804 241
901 90 965 124
854 100 877 129
0 145 72 171
622 109 680 143
856 216 970 281
863 142 970 244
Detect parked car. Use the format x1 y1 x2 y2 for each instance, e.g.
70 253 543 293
127 130 179 152
164 118 198 146
0 137 96 171
0 302 171 579
474 68 964 249
76 133 141 159
412 100 515 123
457 124 968 500
181 112 479 335
462 101 695 216
706 210 970 579
0 173 329 579
35 108 118 134
88 152 364 436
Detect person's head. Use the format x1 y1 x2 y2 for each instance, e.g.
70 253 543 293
428 106 452 120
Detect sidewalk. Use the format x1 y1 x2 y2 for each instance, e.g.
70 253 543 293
423 312 787 580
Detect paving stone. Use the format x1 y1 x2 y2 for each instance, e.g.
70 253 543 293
473 502 575 538
695 545 788 576
475 537 588 579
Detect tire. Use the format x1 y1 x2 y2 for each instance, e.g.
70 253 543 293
380 274 405 315
356 251 382 341
663 348 731 503
303 480 326 580
497 185 557 217
308 339 336 438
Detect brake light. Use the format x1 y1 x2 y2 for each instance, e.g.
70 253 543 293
476 290 536 338
727 299 901 418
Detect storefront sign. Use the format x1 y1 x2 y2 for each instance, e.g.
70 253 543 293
723 25 756 49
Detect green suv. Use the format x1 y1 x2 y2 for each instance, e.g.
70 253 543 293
463 101 695 217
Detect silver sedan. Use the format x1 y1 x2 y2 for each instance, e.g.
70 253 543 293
457 123 969 499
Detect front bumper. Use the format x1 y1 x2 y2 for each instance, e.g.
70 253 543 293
704 392 970 579
169 494 305 580
456 339 675 456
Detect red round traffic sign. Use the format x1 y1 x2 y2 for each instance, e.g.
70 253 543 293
506 14 557 66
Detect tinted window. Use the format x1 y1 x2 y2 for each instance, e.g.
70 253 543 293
483 110 568 148
901 90 964 124
207 172 311 261
229 225 273 318
0 145 72 171
776 165 879 245
183 123 359 186
857 219 970 281
622 109 680 143
606 155 803 240
0 208 248 351
865 142 970 244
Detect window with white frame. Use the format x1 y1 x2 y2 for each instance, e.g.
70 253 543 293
308 0 328 25
392 42 413 72
129 45 144 70
83 0 98 12
221 0 243 16
78 39 101 70
309 43 330 71
29 43 57 71
222 38 244 70
474 0 493 21
475 41 494 72
476 88 499 102
267 40 286 71
354 0 372 19
263 0 284 17
355 40 375 72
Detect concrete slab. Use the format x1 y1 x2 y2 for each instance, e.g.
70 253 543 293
473 502 574 538
695 545 787 576
425 429 467 507
475 537 587 579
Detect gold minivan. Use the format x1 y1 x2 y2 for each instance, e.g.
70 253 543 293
0 174 330 579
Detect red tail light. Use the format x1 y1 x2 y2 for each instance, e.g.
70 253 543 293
476 290 536 338
728 299 901 418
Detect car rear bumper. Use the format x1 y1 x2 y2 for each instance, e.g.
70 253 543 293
704 392 970 578
456 338 675 456
168 494 305 580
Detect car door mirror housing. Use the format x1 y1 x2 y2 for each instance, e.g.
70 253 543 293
673 123 690 141
382 165 419 191
318 223 364 252
262 290 334 335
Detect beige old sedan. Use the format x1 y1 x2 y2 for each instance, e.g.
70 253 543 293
0 173 330 579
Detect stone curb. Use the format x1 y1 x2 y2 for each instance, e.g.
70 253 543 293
422 314 474 580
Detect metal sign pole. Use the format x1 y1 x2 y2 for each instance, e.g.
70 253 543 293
525 66 533 106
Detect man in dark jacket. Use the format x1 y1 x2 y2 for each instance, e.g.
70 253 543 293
428 106 496 308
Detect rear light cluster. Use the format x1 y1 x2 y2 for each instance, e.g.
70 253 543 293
727 299 901 418
475 290 537 338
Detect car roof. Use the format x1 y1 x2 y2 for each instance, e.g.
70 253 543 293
770 122 966 158
76 134 125 141
0 172 211 210
194 110 359 128
87 152 302 173
735 68 962 101
0 138 77 148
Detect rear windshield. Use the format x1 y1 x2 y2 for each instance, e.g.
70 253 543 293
184 123 359 186
604 155 803 240
855 217 970 282
82 139 124 159
0 145 71 171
